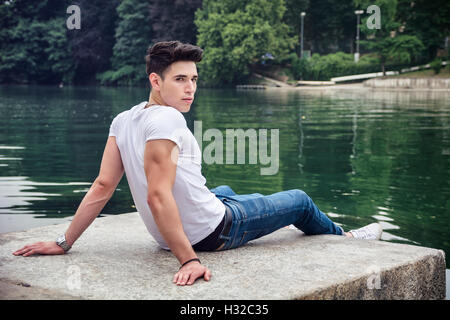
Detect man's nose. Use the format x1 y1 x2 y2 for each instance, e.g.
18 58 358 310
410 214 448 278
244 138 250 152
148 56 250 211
185 80 195 93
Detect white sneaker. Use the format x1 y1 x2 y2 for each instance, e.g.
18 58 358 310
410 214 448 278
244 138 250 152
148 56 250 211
349 223 382 240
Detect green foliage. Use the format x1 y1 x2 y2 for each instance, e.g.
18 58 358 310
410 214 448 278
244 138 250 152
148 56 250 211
289 53 311 80
355 0 400 37
360 34 425 73
44 19 76 83
67 0 118 84
282 0 309 39
355 0 426 74
148 0 202 45
383 35 425 64
0 0 447 86
97 65 142 86
0 1 74 84
312 52 380 80
195 0 297 85
98 0 151 86
0 17 73 84
396 0 450 60
430 59 443 75
290 52 381 81
303 0 356 54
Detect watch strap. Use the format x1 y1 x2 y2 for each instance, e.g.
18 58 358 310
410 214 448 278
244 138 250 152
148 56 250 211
56 234 72 253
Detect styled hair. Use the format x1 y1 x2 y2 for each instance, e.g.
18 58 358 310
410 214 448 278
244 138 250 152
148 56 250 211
145 41 203 79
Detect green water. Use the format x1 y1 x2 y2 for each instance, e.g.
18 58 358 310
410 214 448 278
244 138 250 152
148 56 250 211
1 85 449 270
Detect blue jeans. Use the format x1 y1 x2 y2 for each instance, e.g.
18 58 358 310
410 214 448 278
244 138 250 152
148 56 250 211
210 185 344 251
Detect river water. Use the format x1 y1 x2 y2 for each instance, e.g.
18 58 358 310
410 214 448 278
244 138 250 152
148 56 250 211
1 85 449 276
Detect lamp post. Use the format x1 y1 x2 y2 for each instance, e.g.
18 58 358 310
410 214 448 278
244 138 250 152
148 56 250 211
354 10 364 62
300 12 306 59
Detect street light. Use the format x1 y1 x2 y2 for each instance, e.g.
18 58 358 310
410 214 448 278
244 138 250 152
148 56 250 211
354 10 364 62
300 12 306 59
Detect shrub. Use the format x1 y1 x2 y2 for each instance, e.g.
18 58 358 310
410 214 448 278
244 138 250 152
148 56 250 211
430 58 443 74
97 65 146 86
289 53 311 80
304 52 380 81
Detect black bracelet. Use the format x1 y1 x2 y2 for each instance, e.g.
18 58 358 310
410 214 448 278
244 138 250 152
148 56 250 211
179 258 201 269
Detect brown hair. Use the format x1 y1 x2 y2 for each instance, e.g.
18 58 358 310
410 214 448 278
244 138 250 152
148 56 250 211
145 41 203 79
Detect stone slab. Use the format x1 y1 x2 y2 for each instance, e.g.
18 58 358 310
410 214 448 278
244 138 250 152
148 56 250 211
0 212 446 300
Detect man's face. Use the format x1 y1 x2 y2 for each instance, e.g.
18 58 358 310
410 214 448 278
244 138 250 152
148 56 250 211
153 60 198 113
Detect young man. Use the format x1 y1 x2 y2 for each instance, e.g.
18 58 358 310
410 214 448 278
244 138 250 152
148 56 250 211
13 41 382 286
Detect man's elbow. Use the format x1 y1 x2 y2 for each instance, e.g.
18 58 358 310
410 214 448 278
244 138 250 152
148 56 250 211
147 188 170 213
94 177 116 194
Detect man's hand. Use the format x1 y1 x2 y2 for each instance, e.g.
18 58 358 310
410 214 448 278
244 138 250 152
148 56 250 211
13 241 64 257
173 261 211 286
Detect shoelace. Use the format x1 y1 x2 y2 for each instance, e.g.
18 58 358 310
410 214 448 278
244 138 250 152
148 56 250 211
351 228 372 239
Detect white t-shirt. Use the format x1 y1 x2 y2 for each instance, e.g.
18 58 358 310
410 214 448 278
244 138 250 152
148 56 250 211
108 101 225 250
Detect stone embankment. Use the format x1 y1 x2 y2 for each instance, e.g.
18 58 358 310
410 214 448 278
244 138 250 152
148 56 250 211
0 212 446 299
364 78 450 89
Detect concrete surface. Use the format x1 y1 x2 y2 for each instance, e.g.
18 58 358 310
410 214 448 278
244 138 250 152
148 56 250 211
253 73 292 87
331 71 398 82
364 78 450 89
297 81 336 86
0 212 446 300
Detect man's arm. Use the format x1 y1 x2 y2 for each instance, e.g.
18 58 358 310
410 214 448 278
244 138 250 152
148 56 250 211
65 136 124 246
144 139 211 286
13 136 124 256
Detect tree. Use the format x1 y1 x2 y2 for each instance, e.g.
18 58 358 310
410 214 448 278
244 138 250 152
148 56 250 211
0 0 74 84
379 35 425 73
396 0 450 61
282 0 309 55
195 0 297 85
98 0 152 86
148 0 202 45
355 0 424 75
303 0 356 54
67 0 119 84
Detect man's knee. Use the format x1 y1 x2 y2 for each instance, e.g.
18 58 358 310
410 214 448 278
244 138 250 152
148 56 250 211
291 189 308 200
290 189 312 209
211 185 236 197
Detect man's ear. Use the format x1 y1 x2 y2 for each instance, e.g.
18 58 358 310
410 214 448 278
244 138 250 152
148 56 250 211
149 73 162 91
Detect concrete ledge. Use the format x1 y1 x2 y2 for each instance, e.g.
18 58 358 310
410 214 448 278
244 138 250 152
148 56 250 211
0 212 446 300
331 71 398 82
364 78 450 89
297 81 336 86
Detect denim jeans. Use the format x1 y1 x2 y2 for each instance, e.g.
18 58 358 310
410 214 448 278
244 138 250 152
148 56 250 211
209 185 344 251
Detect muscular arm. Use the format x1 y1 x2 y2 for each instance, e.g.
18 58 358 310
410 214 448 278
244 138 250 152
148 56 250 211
13 136 124 256
65 136 124 246
144 139 196 263
144 139 211 285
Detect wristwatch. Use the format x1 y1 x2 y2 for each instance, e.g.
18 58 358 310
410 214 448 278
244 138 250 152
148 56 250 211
56 234 72 253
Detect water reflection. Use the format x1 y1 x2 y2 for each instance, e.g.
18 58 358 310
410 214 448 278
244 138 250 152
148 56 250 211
0 176 93 213
0 85 449 268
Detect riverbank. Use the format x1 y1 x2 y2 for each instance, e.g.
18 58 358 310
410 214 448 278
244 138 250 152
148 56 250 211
364 78 450 89
256 82 450 92
239 80 450 92
243 64 450 91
